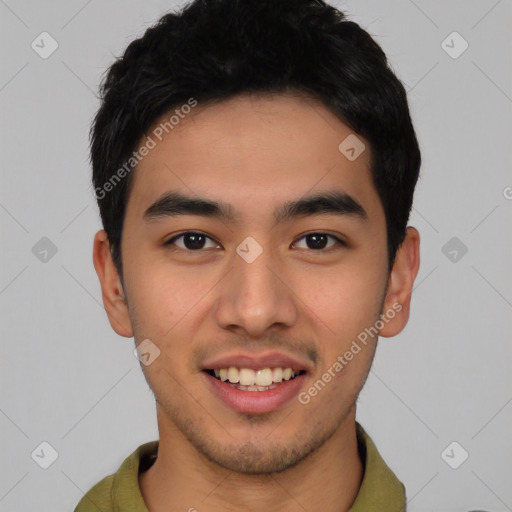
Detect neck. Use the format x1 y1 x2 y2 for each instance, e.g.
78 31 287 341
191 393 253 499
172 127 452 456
140 405 363 512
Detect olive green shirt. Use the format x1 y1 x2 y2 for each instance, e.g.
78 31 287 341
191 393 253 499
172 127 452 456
74 422 406 511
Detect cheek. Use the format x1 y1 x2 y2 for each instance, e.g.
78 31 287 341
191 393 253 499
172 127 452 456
132 280 185 337
124 260 215 340
299 268 384 338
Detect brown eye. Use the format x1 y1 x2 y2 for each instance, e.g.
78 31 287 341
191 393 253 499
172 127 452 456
165 232 220 251
293 233 345 251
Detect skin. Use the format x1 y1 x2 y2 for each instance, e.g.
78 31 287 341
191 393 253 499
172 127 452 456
93 92 420 512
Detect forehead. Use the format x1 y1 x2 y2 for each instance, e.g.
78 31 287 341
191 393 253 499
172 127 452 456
126 92 381 223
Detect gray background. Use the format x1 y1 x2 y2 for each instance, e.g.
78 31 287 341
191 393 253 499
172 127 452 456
1 0 511 510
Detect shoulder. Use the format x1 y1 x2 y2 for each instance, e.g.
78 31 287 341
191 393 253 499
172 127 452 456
73 474 115 512
72 441 158 512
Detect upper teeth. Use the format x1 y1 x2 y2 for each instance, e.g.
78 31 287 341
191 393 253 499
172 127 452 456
213 367 297 386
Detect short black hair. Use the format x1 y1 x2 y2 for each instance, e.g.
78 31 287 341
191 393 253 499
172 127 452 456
90 0 421 279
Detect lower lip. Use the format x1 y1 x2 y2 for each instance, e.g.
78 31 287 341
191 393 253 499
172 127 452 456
203 371 307 414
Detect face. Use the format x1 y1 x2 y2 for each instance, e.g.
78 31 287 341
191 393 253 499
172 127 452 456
94 92 419 474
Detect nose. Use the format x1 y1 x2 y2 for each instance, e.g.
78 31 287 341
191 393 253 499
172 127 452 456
214 241 298 338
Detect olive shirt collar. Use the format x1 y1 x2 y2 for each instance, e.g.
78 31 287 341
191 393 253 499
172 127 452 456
75 422 405 511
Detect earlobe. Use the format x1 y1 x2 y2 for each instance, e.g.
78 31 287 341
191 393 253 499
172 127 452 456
92 230 134 338
379 226 420 338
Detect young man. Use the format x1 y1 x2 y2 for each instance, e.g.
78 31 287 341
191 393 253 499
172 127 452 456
75 0 421 510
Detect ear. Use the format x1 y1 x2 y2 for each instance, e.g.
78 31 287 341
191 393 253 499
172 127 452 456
379 226 420 338
92 230 134 338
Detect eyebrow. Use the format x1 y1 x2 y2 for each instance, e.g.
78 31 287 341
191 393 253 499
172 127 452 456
143 190 368 225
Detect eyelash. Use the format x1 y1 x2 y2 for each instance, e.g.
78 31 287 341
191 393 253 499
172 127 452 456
163 231 347 253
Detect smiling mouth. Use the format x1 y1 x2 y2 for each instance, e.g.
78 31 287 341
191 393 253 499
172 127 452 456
204 367 306 391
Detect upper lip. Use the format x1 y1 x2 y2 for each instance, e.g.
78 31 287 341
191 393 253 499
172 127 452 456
201 352 312 373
